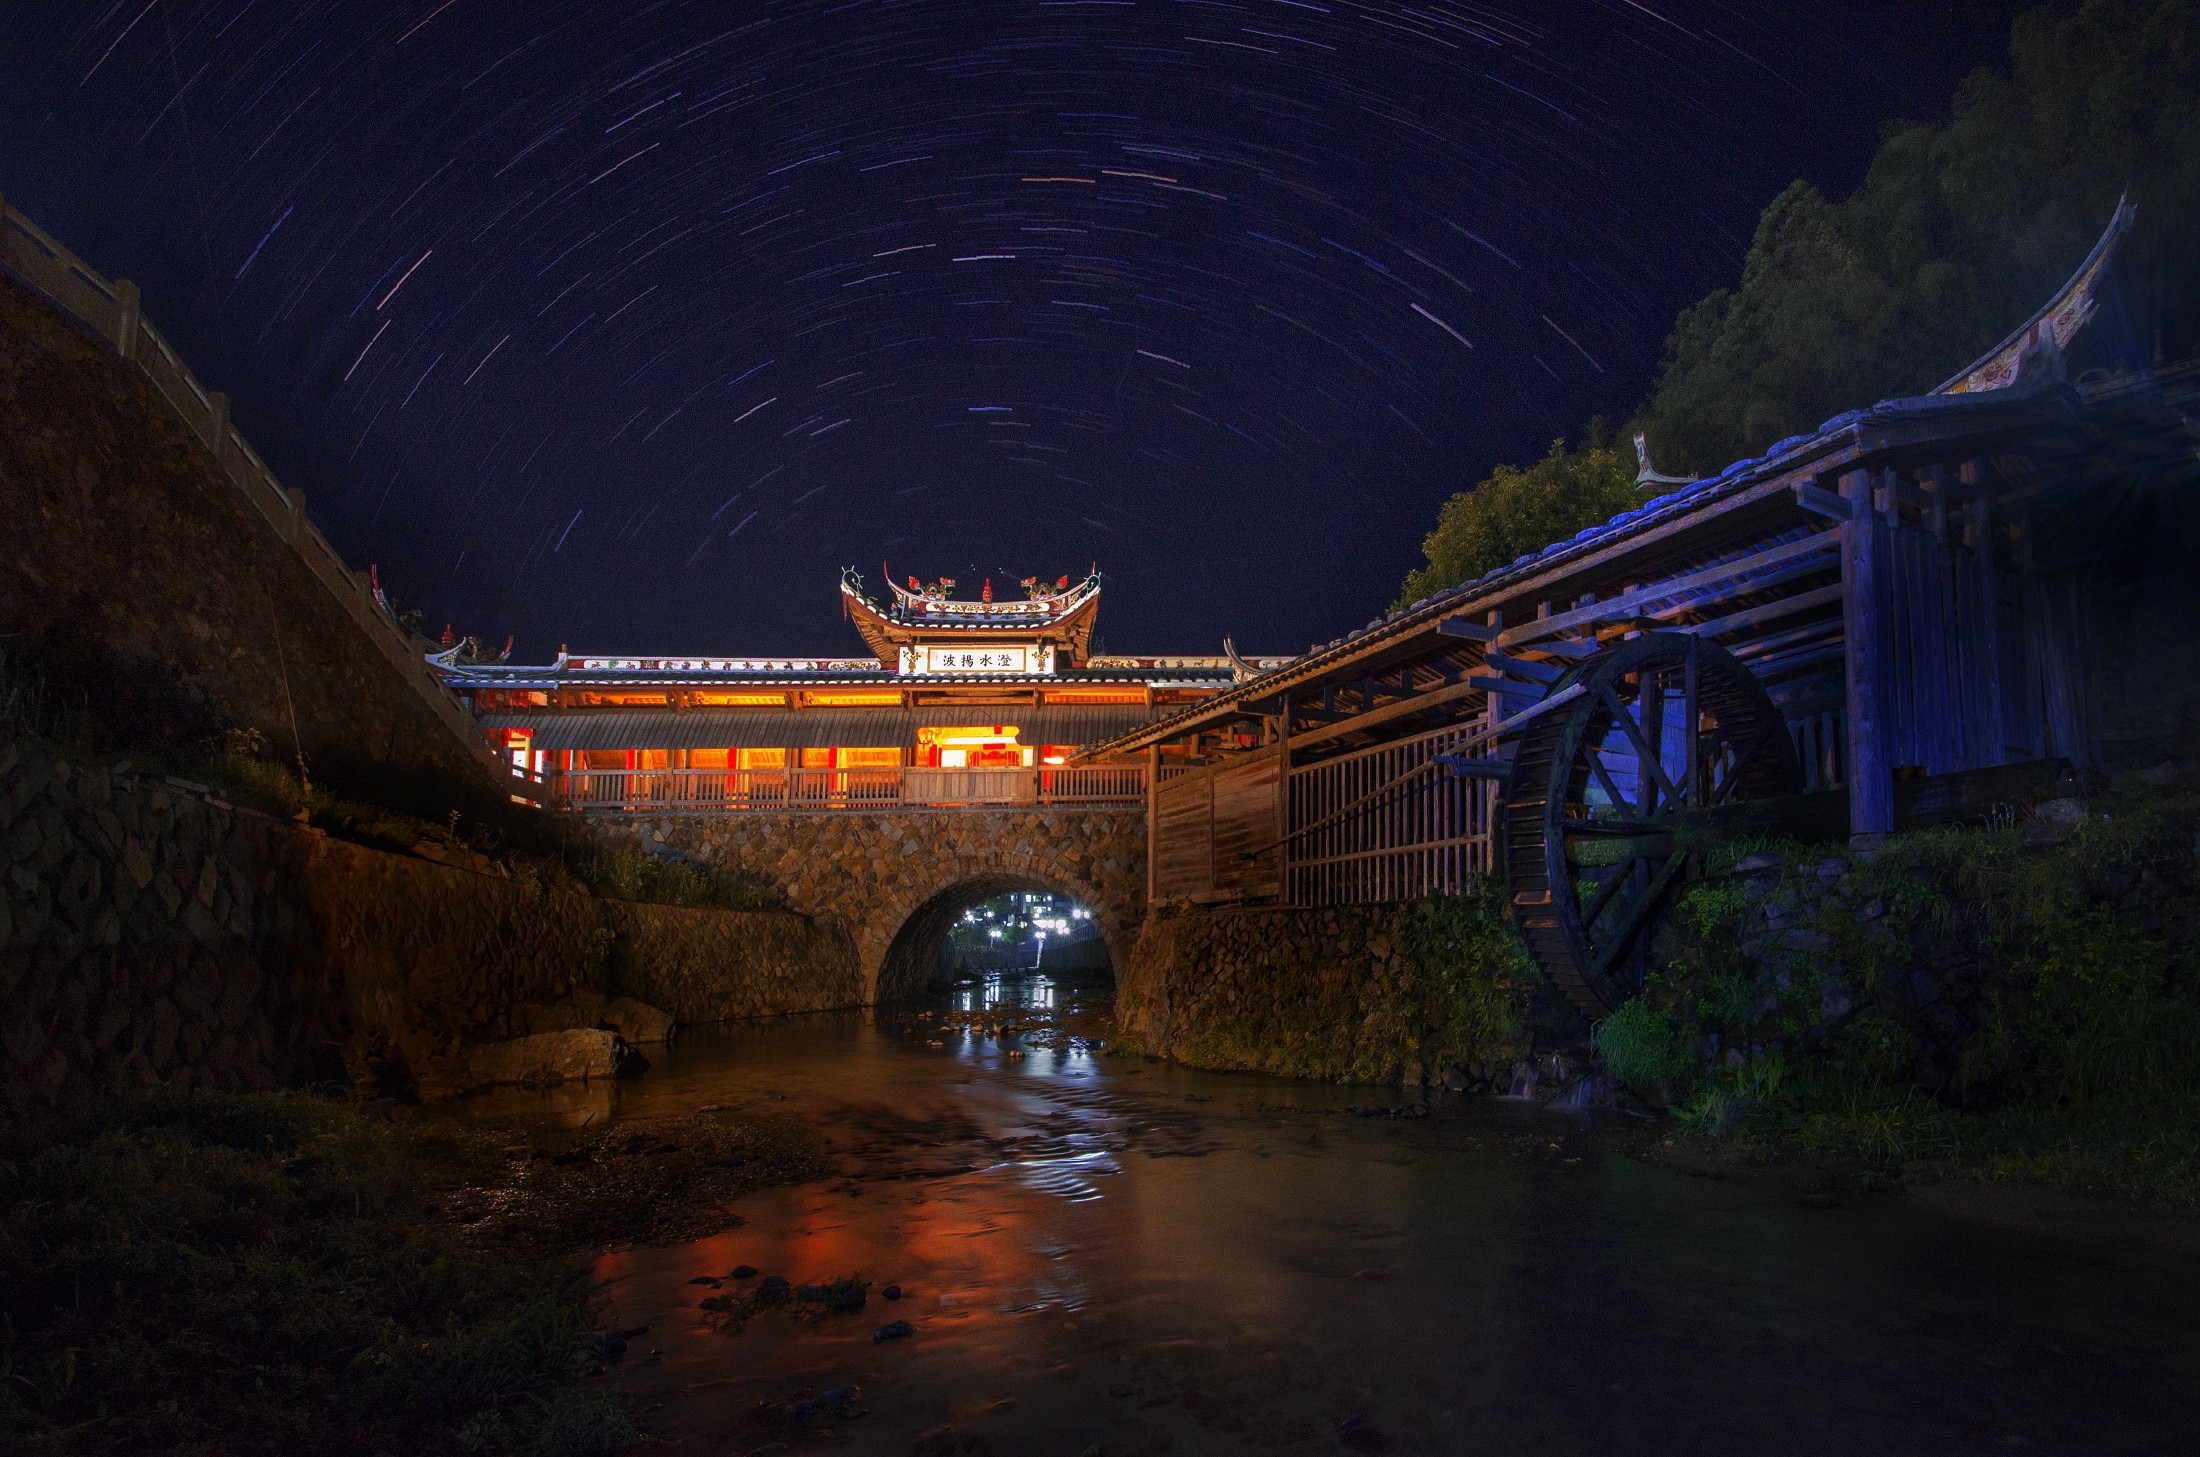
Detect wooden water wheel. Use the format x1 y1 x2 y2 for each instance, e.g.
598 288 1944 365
1503 633 1801 1016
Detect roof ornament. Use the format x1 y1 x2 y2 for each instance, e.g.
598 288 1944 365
1222 636 1260 683
1936 196 2133 395
1633 432 1698 491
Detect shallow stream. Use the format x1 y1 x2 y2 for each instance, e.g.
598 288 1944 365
458 971 2200 1455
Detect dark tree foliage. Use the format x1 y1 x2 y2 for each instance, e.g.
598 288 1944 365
1640 0 2200 473
1396 432 1636 609
1401 0 2200 601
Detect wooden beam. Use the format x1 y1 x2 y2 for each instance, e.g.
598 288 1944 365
1841 468 1894 845
1483 652 1563 683
1683 582 1844 641
1287 675 1490 753
1496 528 1842 649
1794 483 1849 519
1435 616 1498 640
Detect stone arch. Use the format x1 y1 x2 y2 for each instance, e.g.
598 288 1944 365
866 865 1133 1004
629 807 1147 1006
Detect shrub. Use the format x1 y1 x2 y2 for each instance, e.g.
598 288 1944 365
1591 997 1692 1089
0 1091 627 1456
570 842 778 912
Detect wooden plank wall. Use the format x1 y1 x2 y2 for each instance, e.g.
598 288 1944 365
1150 750 1282 901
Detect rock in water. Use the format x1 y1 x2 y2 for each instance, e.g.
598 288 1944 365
601 995 677 1044
872 1318 915 1343
430 1029 646 1095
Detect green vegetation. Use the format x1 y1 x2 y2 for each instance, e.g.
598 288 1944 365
194 733 777 913
567 842 778 913
1400 0 2200 601
1393 884 1541 1068
0 1091 632 1457
1590 998 1691 1091
1135 884 1537 1084
1636 791 2200 1210
1396 433 1637 607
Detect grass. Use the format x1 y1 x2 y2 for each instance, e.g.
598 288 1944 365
567 842 778 913
192 737 778 913
1630 789 2200 1213
0 1091 634 1457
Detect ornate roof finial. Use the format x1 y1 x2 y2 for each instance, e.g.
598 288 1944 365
1634 432 1699 491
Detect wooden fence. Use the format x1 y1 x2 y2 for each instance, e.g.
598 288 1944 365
0 196 535 801
1285 718 1499 905
552 763 1146 811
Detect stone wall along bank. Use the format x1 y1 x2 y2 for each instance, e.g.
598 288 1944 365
1 732 860 1117
627 807 1146 999
1119 898 1532 1088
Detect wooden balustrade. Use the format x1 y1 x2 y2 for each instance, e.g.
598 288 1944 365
0 196 536 801
549 764 1147 812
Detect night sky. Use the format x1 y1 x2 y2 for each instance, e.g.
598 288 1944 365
2 1 2025 659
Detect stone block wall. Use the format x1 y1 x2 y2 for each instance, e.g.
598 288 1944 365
604 900 861 1024
0 731 860 1117
1119 899 1531 1087
624 807 1146 998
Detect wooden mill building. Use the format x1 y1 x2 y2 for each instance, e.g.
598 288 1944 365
1084 204 2200 1013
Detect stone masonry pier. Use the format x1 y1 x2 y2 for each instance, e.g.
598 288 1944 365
620 808 1147 1001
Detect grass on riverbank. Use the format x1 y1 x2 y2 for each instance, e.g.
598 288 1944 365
0 1090 630 1456
1625 791 2200 1214
197 736 779 912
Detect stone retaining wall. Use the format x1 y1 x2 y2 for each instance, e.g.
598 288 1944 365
0 733 859 1117
624 807 1145 999
1119 898 1531 1087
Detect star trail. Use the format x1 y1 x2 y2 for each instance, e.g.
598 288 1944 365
1 1 2021 656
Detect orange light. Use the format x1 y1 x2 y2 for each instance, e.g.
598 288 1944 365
581 692 669 706
917 724 1023 745
1045 690 1146 704
807 692 902 706
694 692 786 707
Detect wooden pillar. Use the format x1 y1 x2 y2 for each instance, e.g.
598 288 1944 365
1275 700 1292 903
1961 459 2004 766
1841 468 1893 846
1145 742 1159 904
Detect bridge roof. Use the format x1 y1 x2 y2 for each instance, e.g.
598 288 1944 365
481 702 1173 751
1079 372 2188 761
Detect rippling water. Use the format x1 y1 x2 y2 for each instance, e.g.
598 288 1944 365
461 970 2200 1455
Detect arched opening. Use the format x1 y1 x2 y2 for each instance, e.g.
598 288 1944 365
874 874 1117 1003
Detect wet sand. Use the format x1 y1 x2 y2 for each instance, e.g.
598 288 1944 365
461 972 2200 1455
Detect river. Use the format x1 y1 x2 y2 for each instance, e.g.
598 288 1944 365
458 969 2200 1455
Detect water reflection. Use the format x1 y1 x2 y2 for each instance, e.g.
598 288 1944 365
458 969 2200 1455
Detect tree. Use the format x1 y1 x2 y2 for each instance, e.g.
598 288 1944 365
1396 435 1637 609
1399 0 2200 602
1637 0 2200 472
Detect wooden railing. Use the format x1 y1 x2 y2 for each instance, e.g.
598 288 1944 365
551 764 1146 812
1285 718 1497 906
0 196 539 802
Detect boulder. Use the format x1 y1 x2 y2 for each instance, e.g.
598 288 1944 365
601 995 676 1044
458 1028 644 1091
517 989 609 1035
2023 796 2086 847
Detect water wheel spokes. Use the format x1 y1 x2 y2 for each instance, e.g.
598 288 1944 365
1504 632 1801 1016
